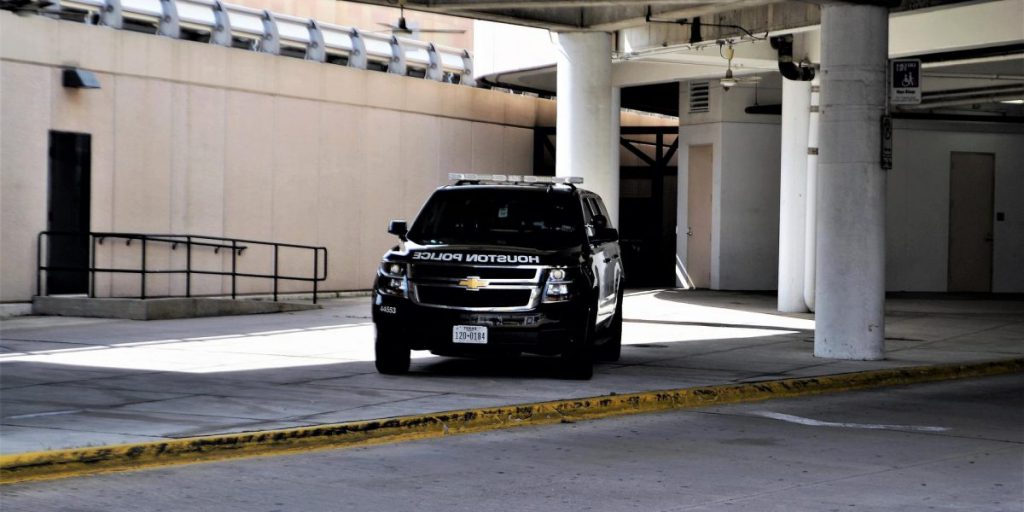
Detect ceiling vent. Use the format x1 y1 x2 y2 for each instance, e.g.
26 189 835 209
689 81 710 114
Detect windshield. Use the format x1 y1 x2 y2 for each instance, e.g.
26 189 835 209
408 187 585 249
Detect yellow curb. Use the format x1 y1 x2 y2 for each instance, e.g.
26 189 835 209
2 357 1021 484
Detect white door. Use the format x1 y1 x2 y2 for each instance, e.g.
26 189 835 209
686 145 713 289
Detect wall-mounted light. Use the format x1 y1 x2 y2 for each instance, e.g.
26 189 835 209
62 68 101 89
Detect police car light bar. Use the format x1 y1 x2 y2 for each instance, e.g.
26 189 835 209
448 173 584 185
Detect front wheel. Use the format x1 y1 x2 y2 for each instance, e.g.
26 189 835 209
374 326 410 375
559 308 595 380
595 294 623 362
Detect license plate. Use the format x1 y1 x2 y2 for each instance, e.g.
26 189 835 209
453 325 488 344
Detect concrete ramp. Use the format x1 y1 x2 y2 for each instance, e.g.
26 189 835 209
32 296 321 320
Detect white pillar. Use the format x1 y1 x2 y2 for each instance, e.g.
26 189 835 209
804 77 820 312
609 86 621 227
815 3 888 360
778 79 812 313
556 32 616 223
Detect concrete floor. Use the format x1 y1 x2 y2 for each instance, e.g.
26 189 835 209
0 290 1021 455
1 374 1020 511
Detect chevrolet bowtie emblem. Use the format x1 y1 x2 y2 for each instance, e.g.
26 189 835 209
458 276 490 291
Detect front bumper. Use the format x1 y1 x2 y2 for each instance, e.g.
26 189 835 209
372 292 584 356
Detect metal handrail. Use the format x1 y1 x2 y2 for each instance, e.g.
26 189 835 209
37 231 328 303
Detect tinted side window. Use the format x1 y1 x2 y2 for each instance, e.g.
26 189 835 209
583 196 612 227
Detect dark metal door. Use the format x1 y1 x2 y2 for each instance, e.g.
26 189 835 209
47 131 92 295
948 152 994 292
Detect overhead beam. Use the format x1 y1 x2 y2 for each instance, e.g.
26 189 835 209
345 0 781 31
428 0 710 11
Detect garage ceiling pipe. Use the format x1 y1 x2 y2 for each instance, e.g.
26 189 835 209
771 35 815 82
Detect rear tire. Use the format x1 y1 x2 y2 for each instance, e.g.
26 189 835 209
374 326 410 375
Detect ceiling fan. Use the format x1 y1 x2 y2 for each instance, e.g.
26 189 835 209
376 3 466 35
719 42 761 91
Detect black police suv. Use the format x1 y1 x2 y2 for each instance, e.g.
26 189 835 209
371 174 625 379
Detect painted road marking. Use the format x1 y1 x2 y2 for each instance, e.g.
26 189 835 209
6 410 83 420
749 411 950 432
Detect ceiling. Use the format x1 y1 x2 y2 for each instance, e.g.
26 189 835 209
340 0 782 32
345 0 1022 119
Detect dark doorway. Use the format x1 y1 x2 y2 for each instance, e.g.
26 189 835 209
47 131 92 295
617 129 679 287
533 127 678 287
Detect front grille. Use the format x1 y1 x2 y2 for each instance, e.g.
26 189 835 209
412 264 538 281
415 286 534 309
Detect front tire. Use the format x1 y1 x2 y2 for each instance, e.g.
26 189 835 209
375 326 410 375
595 294 623 362
559 308 595 380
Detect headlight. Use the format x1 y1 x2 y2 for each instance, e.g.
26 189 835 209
381 262 407 277
378 262 408 297
543 267 571 303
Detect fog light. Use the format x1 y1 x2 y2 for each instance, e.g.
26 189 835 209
543 281 570 303
547 283 568 295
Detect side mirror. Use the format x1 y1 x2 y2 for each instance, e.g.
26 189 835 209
388 220 408 240
590 215 617 241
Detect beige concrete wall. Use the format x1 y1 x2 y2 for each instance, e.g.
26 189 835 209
0 12 539 301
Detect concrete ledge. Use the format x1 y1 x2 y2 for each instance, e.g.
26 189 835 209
2 357 1020 485
31 296 320 320
0 303 33 319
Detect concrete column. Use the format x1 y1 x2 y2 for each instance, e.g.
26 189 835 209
556 32 616 223
609 86 621 227
804 77 821 312
815 3 888 360
777 79 812 313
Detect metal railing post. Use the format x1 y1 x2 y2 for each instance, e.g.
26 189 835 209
141 237 147 299
231 240 237 299
186 236 192 298
313 249 319 304
273 244 279 302
90 234 96 298
36 232 44 297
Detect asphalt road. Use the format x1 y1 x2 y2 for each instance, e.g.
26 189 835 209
2 374 1021 512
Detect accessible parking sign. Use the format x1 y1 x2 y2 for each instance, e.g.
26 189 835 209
890 59 922 105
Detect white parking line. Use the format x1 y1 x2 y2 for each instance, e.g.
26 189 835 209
748 411 950 432
7 409 83 420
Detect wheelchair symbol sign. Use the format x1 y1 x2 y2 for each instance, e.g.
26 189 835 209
891 59 922 105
